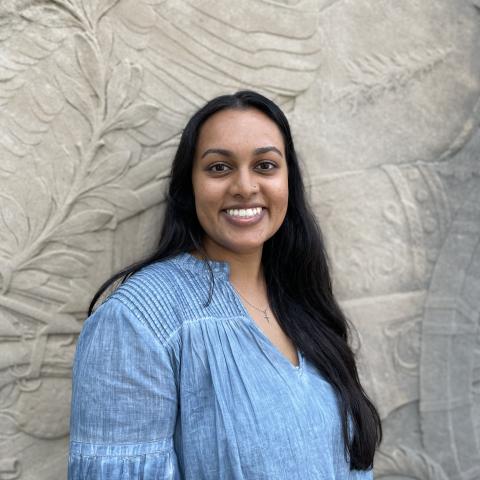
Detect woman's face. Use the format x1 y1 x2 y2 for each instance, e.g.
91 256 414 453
192 108 289 258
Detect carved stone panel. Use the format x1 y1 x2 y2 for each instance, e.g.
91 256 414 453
0 1 479 478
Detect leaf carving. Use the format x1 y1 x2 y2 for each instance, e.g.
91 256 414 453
106 62 145 118
83 185 144 215
147 150 175 180
55 69 95 128
88 151 131 185
10 270 50 292
0 15 66 109
20 5 78 28
95 0 122 24
60 278 96 314
53 233 105 252
107 104 158 132
0 0 170 307
0 193 29 253
125 65 143 107
106 61 132 117
75 34 104 98
25 250 92 278
54 210 115 237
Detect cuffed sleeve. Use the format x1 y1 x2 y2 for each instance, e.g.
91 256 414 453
68 439 179 479
68 297 181 479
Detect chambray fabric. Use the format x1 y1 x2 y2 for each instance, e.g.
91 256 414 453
68 252 373 479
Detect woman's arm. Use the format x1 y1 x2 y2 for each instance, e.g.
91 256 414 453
68 297 181 479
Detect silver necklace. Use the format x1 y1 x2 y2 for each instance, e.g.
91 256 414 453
234 288 270 323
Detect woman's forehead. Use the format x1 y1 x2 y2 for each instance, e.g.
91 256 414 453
196 108 285 154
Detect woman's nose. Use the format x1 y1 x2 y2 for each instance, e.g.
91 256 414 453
230 169 257 197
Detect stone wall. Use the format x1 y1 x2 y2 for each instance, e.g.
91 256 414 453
0 1 479 478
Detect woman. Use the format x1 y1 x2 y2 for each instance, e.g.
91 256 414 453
68 91 382 479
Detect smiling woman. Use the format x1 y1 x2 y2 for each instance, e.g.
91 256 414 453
192 108 289 260
68 91 382 480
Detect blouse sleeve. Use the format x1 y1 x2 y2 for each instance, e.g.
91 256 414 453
68 297 181 480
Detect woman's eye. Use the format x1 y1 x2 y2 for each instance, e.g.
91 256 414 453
257 162 276 171
209 164 229 173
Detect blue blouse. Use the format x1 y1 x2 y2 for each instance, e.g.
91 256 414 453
68 252 373 479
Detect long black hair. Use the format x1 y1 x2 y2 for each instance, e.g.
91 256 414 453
89 90 382 470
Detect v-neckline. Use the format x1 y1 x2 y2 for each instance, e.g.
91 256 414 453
176 252 304 372
227 281 303 373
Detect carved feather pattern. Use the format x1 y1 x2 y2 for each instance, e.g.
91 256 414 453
0 15 67 178
109 0 323 118
337 45 453 113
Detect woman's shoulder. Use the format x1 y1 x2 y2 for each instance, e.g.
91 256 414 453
96 251 228 345
104 253 192 345
121 253 186 290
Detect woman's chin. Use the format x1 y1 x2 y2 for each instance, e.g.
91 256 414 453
207 239 266 257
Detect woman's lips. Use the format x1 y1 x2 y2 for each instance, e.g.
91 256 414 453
221 208 266 226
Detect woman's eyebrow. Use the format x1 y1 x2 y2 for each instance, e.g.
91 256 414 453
201 148 233 159
253 146 283 157
201 146 283 159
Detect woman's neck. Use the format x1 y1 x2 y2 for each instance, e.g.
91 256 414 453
190 246 265 293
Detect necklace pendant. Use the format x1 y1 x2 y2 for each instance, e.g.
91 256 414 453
263 311 269 323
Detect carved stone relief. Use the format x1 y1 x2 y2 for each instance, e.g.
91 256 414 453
0 0 479 478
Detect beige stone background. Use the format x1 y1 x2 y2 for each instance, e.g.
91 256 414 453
0 0 479 478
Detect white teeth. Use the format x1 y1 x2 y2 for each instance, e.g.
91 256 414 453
225 207 263 218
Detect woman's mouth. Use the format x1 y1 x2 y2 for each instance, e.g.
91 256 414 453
222 207 266 225
225 207 263 218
